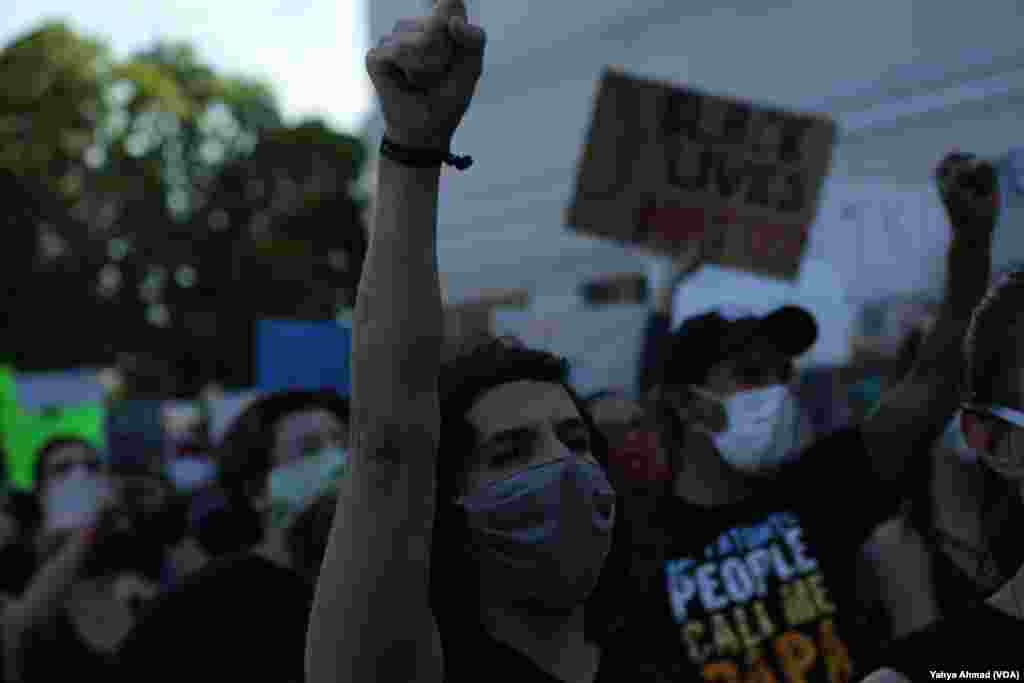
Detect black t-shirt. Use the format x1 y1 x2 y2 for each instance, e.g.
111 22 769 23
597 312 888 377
18 609 116 682
115 552 313 683
444 623 627 683
878 604 1024 681
621 427 903 682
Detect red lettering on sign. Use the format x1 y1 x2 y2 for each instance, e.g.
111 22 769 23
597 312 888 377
637 207 707 244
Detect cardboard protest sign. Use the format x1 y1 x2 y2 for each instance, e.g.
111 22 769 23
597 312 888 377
567 67 837 281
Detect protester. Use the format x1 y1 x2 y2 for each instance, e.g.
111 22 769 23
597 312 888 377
864 266 1024 680
863 416 999 642
115 389 350 682
2 436 180 682
622 148 995 681
306 5 639 681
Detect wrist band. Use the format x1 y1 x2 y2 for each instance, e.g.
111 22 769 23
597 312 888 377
380 137 473 171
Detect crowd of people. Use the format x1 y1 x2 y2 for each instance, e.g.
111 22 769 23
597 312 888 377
0 1 1018 681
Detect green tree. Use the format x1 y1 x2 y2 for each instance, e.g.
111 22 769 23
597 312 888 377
0 22 367 388
0 22 109 206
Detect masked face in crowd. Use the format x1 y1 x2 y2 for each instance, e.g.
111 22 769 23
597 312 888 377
39 442 103 499
456 381 616 616
262 409 350 531
39 442 107 536
691 339 804 477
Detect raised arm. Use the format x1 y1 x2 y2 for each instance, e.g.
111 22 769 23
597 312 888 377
862 152 997 483
305 4 485 683
2 531 95 683
636 243 702 397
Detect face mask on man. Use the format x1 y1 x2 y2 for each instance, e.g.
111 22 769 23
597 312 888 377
43 466 112 534
167 456 218 493
710 384 803 476
267 447 348 529
455 456 616 613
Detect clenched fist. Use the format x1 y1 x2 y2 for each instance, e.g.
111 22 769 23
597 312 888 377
935 151 999 236
366 0 486 152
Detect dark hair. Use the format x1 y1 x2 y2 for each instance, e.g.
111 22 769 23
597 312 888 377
33 437 102 493
216 390 351 500
429 335 632 657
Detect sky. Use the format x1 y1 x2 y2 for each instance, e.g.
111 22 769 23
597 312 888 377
2 0 376 136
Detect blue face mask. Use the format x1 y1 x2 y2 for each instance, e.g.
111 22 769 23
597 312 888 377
455 457 616 612
167 457 218 493
268 447 348 529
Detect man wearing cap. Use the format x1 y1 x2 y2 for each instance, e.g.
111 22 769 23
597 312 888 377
622 152 995 683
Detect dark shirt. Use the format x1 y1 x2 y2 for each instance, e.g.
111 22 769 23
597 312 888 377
618 427 902 682
19 610 116 682
878 603 1024 681
445 623 626 683
116 552 313 683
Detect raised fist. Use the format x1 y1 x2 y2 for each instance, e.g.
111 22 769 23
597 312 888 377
935 151 999 235
366 0 486 152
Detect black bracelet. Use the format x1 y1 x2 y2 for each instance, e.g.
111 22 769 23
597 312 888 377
380 136 473 171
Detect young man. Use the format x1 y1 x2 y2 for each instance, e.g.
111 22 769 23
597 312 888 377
627 150 998 681
863 265 1024 680
115 390 349 683
306 5 636 682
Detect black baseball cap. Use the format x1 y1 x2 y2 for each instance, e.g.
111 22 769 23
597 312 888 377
663 305 818 387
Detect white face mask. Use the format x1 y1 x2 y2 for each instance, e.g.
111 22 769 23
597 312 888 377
43 467 113 533
167 456 218 493
711 385 803 476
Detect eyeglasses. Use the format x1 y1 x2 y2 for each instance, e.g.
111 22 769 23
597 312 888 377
962 404 1024 428
961 403 1024 447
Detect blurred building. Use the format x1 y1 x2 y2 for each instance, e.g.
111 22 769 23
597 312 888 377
358 0 1024 375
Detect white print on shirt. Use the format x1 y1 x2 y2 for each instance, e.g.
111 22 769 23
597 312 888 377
663 510 854 683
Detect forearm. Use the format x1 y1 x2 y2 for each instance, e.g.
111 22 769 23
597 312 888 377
5 533 90 640
913 231 992 380
308 156 444 683
863 230 992 483
354 157 445 400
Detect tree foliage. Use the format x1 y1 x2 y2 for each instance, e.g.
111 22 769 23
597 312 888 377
0 22 368 390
